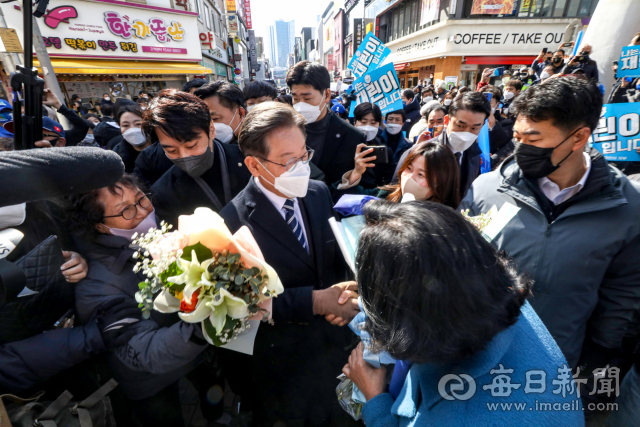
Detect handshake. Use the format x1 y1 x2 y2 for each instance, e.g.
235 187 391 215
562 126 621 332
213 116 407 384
312 281 360 327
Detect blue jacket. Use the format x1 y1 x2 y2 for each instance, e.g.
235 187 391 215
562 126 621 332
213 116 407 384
361 303 585 427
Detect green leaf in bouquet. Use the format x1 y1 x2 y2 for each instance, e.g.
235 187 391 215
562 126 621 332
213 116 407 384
215 281 226 290
138 281 149 290
250 282 260 295
249 277 260 286
244 294 251 303
181 242 213 263
203 318 226 347
251 267 260 276
218 255 227 264
159 261 183 285
234 275 244 286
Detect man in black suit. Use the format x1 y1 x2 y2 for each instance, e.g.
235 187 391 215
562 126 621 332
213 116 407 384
394 91 490 198
219 102 360 426
143 89 252 226
287 61 375 189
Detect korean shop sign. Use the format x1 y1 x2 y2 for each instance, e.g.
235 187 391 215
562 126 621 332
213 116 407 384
1 0 201 60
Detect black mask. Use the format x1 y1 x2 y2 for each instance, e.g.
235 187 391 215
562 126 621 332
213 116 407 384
552 57 562 64
514 128 581 179
167 144 214 177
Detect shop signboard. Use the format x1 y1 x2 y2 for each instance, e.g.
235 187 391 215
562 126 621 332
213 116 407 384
226 0 236 13
244 0 252 29
470 0 516 15
227 14 239 35
1 0 201 60
387 22 569 63
590 103 640 162
444 76 458 89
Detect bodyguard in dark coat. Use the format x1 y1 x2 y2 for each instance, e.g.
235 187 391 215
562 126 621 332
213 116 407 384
287 60 375 189
143 89 252 227
400 89 422 135
219 102 359 426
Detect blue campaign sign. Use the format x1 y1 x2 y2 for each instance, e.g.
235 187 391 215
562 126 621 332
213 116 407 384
347 32 391 79
590 103 640 162
352 62 403 115
616 46 640 79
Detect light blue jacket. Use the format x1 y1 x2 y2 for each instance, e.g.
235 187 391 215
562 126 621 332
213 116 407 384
361 303 585 427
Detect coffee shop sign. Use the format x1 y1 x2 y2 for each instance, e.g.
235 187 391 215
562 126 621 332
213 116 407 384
450 32 564 45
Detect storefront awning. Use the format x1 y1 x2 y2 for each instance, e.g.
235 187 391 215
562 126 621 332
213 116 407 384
464 56 537 65
394 62 410 71
33 58 213 75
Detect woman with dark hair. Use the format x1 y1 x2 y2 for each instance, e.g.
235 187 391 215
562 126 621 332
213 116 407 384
68 174 218 427
334 141 461 209
112 104 151 172
343 201 584 426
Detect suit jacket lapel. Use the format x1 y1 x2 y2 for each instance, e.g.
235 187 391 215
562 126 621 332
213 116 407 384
299 187 323 278
245 180 315 270
318 112 343 172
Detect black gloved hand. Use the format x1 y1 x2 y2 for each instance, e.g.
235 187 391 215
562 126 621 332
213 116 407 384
96 296 142 350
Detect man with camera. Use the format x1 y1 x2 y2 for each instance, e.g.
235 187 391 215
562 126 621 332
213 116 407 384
562 44 599 81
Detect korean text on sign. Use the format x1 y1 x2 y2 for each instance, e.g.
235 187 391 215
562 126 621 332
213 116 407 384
590 103 640 162
352 62 403 115
616 46 640 79
347 32 391 79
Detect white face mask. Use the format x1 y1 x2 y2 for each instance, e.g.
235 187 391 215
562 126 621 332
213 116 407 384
503 91 515 100
386 123 402 135
214 108 241 144
423 96 433 103
246 105 254 112
255 158 311 199
104 97 111 101
107 210 157 242
293 92 325 124
444 99 452 106
358 125 378 142
540 71 551 80
123 127 147 146
0 203 26 230
491 107 496 114
447 129 477 152
401 174 430 200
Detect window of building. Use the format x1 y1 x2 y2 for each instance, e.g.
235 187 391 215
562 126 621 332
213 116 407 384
212 12 218 35
197 0 203 21
204 5 211 29
464 0 598 19
398 5 405 38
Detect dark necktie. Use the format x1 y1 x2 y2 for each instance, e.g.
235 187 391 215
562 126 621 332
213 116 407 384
455 152 462 163
282 199 308 253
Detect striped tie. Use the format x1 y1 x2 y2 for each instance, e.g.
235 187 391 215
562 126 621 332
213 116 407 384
282 199 308 253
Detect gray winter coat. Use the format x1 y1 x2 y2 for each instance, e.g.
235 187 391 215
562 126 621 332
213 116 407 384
74 233 207 399
460 149 640 367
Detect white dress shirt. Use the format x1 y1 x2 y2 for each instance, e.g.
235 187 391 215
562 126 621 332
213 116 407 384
538 152 591 205
254 177 309 247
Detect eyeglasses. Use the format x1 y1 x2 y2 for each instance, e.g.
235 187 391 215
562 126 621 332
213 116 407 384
104 193 152 220
258 148 314 172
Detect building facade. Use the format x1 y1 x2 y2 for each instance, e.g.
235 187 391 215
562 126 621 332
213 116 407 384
196 0 232 82
269 19 295 67
367 0 599 89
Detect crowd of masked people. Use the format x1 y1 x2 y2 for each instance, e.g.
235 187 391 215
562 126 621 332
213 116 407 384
0 41 639 427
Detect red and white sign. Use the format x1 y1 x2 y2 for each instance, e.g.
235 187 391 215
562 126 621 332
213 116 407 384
244 0 252 29
200 32 213 49
142 46 187 54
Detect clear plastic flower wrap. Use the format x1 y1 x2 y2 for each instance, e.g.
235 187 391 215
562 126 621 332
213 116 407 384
336 374 363 421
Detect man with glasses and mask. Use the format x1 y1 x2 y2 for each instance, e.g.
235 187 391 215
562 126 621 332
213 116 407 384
144 89 252 226
219 102 359 425
286 60 375 189
460 77 640 421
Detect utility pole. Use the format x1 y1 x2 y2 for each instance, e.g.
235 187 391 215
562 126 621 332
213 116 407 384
31 14 69 128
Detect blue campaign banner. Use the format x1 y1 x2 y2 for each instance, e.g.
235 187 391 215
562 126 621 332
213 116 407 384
352 62 403 115
590 103 640 162
477 120 491 174
347 32 391 79
616 46 640 79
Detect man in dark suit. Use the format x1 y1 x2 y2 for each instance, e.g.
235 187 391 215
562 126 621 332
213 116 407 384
219 102 360 426
394 91 490 199
287 60 375 189
143 89 252 226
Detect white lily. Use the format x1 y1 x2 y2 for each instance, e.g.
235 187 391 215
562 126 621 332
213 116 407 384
206 288 249 335
167 250 215 304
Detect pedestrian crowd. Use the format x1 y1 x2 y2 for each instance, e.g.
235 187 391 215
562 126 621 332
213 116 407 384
0 34 639 427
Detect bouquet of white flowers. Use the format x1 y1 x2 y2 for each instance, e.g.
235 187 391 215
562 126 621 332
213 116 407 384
133 208 284 352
